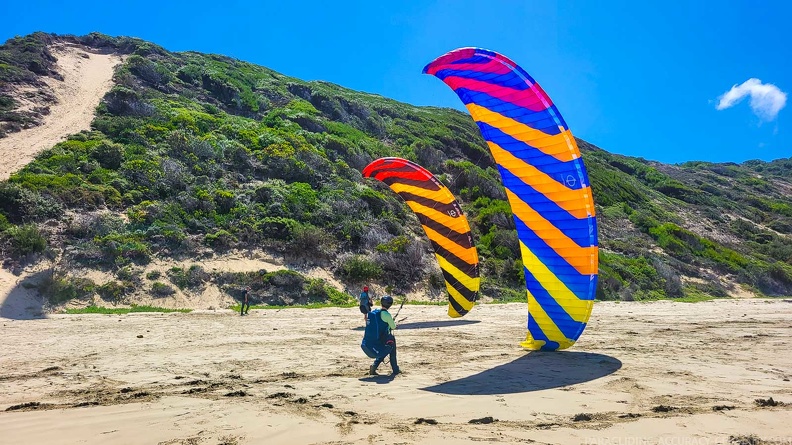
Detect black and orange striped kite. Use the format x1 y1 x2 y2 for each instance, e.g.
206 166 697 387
362 157 480 317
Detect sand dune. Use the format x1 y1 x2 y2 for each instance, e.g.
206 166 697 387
1 299 790 444
0 45 122 180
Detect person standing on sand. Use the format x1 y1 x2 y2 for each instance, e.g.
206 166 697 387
358 285 373 323
240 286 250 316
361 295 400 376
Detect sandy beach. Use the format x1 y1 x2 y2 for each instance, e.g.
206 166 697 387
1 299 790 445
0 45 122 180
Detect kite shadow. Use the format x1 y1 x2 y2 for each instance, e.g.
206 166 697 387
421 351 622 395
396 319 481 330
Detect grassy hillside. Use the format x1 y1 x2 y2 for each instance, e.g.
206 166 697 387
1 32 791 307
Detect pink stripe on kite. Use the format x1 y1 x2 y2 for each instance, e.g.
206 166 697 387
424 48 477 75
530 82 553 106
440 76 552 112
427 59 515 77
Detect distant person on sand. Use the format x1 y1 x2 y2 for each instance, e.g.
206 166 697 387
358 286 373 323
361 295 400 376
240 286 250 316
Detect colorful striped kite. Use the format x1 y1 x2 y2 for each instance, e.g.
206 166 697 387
362 157 480 318
424 48 598 350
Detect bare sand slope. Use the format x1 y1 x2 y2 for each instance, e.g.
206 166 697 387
1 300 790 445
0 45 122 180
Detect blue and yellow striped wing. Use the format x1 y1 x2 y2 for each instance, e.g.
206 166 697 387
425 48 598 350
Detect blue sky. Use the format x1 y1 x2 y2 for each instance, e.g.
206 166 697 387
1 0 790 164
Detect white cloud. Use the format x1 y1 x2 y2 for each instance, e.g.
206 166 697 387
716 78 787 121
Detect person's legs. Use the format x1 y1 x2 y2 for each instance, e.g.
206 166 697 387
381 338 398 374
371 356 384 375
370 343 394 375
360 304 368 323
362 342 390 375
388 343 399 374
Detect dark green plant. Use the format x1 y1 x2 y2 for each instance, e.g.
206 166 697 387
151 281 175 297
39 273 95 305
4 224 47 257
339 255 383 281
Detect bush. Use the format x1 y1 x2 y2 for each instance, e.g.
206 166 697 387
65 213 125 239
116 266 140 282
39 273 95 305
97 281 129 302
213 189 235 213
91 140 125 169
4 224 47 257
375 235 410 253
95 233 150 265
0 182 62 223
205 229 236 249
146 270 161 280
375 240 427 285
301 279 353 305
151 281 176 297
327 286 354 305
167 265 209 289
290 224 336 261
339 255 382 281
257 217 299 240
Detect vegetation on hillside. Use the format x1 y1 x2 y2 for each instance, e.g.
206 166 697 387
1 32 791 308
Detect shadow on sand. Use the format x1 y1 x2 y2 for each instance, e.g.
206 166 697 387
358 374 398 384
350 319 481 331
0 270 49 320
422 351 622 395
396 319 481 330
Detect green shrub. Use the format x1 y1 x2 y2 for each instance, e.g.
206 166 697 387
167 265 209 289
0 182 62 223
213 189 235 213
0 214 10 231
146 270 161 280
327 286 354 305
375 236 410 253
91 140 125 169
97 281 129 302
117 266 139 282
95 233 150 265
39 273 95 305
205 229 236 249
257 217 299 240
290 224 336 260
4 224 47 257
339 255 382 281
304 278 326 297
151 281 176 297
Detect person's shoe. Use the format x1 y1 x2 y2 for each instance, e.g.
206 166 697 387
391 368 401 377
369 364 379 376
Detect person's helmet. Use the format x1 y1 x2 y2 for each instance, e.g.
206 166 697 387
363 286 369 291
380 295 394 308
